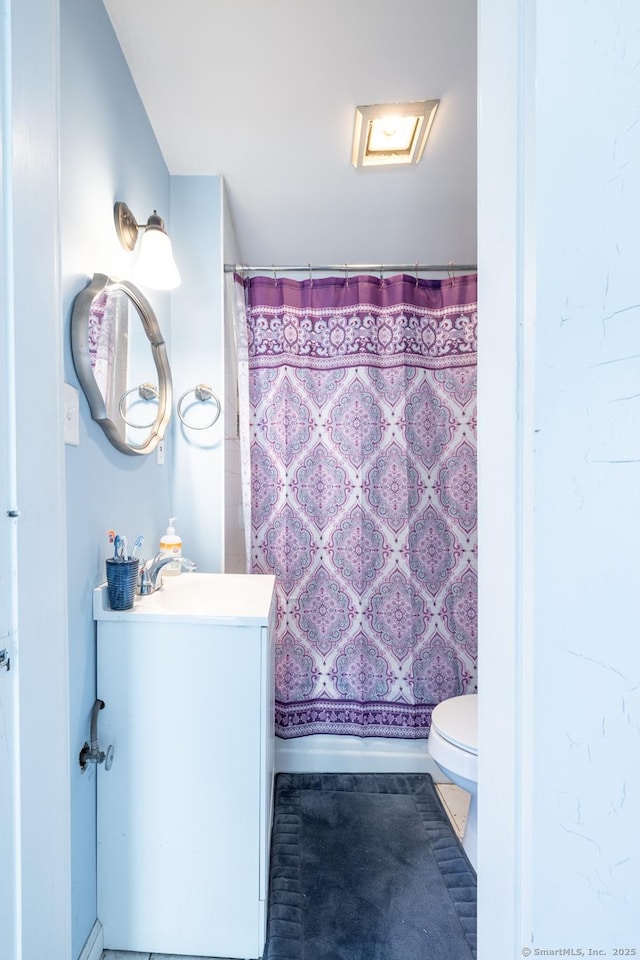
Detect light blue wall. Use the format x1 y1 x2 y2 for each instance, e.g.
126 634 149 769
169 176 225 572
60 0 173 953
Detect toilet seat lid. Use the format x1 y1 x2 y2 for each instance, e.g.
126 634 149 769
431 694 478 755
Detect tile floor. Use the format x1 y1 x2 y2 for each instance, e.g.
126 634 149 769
102 785 471 960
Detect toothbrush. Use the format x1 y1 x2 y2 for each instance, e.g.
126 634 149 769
130 535 144 559
120 536 128 560
114 535 123 560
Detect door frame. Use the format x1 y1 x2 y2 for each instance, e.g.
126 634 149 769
0 1 72 958
477 0 535 954
1 4 22 955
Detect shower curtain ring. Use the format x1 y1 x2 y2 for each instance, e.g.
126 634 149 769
272 264 278 286
344 263 349 286
414 262 420 286
448 261 456 286
308 263 313 286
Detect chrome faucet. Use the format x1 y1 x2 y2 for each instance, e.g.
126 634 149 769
138 553 197 595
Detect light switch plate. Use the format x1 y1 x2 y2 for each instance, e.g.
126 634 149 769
64 383 80 445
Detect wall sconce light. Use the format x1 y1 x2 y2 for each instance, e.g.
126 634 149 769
351 100 440 168
114 201 181 290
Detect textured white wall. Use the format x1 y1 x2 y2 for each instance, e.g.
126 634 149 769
532 0 640 943
479 0 640 953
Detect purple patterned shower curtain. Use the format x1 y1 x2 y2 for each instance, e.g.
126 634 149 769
238 272 477 739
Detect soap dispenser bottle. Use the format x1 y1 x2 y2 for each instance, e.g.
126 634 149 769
159 517 182 576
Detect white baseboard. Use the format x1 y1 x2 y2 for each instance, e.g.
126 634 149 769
275 733 448 780
78 919 103 960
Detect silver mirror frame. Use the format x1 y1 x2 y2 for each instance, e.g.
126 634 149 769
71 273 172 455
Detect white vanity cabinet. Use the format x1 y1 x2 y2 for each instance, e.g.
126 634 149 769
93 573 276 960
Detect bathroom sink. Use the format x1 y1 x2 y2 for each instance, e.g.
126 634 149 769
93 571 275 625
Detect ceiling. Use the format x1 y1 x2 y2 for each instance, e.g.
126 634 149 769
103 0 477 269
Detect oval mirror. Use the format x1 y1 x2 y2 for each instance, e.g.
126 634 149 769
70 273 172 455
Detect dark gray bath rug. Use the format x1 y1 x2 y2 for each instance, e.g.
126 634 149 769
264 772 476 960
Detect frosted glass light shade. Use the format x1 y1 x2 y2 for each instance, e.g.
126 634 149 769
134 227 181 290
367 116 419 154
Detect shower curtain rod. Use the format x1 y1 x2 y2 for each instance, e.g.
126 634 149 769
224 262 477 275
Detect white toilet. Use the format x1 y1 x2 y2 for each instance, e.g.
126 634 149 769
428 693 478 871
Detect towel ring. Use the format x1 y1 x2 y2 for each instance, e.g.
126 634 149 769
118 382 159 429
177 384 222 430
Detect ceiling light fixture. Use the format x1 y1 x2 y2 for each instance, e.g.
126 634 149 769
351 100 440 168
114 201 181 290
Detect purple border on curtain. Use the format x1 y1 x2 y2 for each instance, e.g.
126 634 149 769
241 273 478 739
241 273 477 374
240 272 477 310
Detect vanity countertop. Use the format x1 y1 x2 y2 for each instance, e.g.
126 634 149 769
93 572 276 625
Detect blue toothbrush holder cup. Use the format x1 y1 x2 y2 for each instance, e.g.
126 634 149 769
106 558 140 611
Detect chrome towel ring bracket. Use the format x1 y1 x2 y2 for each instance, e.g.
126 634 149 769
118 382 159 429
177 384 222 430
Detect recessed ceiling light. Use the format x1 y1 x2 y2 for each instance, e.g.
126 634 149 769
351 100 440 168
